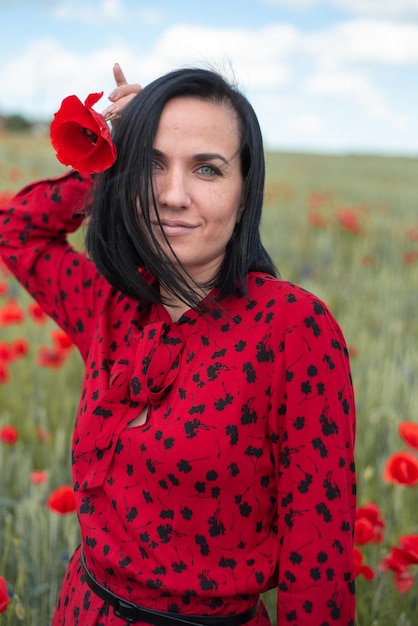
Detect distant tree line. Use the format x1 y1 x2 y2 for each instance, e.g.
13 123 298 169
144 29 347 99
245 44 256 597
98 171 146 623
0 113 49 133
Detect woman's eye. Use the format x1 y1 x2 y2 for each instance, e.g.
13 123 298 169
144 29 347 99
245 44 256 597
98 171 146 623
151 159 162 171
197 164 220 177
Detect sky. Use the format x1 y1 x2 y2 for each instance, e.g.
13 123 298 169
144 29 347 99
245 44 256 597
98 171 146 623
1 0 418 155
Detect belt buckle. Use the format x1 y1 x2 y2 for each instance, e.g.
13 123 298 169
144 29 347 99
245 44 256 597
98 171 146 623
114 597 139 623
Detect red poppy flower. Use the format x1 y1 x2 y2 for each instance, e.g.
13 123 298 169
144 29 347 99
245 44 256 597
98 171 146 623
355 502 385 545
399 534 418 560
10 338 29 360
354 518 375 545
390 569 415 594
353 548 375 581
0 280 8 296
51 328 74 351
0 363 10 384
308 191 329 211
47 485 76 514
0 298 25 326
383 451 418 486
0 341 12 363
50 91 117 174
28 301 47 325
308 209 330 229
0 425 18 445
0 576 9 613
395 573 416 593
348 345 358 358
381 543 418 571
405 226 418 241
379 540 418 593
403 250 418 264
0 190 14 207
337 208 362 235
399 421 418 451
31 470 49 485
37 346 67 369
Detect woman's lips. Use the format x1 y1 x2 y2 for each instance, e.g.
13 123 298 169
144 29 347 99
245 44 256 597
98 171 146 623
152 220 197 237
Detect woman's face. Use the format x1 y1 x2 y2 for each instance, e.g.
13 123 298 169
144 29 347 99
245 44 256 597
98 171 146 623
142 96 244 284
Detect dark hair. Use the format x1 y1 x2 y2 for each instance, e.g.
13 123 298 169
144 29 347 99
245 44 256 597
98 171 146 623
86 67 276 309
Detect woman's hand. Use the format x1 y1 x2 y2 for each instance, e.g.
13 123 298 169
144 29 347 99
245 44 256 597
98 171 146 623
102 63 141 121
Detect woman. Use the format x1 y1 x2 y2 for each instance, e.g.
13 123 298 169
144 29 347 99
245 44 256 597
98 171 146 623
0 65 356 625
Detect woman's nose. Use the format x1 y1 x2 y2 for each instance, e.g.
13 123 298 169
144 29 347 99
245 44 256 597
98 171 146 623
157 168 191 209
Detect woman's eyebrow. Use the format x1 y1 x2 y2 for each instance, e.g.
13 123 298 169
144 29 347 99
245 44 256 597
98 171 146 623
193 153 229 164
152 148 229 165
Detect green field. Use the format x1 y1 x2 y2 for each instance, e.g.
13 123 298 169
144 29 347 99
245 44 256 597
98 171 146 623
1 130 417 625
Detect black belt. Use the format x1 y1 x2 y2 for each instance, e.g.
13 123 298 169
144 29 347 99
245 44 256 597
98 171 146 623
80 550 259 626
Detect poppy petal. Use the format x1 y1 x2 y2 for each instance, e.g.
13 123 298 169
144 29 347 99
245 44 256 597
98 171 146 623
50 92 117 174
383 451 418 486
399 422 418 451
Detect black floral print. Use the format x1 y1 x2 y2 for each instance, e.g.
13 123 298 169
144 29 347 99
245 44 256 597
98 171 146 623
0 171 356 625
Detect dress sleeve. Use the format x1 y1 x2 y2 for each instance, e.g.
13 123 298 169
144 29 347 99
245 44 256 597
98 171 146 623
271 292 356 624
0 170 109 360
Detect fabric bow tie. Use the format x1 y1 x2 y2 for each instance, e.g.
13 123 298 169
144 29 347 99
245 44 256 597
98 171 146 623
73 321 185 490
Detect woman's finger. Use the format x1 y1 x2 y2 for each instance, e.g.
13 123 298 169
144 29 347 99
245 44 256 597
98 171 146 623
110 83 142 100
113 63 128 87
103 63 142 119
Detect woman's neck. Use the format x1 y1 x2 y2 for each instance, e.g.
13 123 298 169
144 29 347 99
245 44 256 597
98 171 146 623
162 300 189 323
160 285 209 322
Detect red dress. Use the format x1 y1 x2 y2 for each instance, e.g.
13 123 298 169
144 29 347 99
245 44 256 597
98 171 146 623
0 171 356 625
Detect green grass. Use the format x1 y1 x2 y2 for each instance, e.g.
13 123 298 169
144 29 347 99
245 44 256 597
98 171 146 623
1 131 417 625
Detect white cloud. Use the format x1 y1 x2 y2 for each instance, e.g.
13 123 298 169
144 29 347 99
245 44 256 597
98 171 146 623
101 0 124 20
263 0 418 18
299 18 416 132
0 17 416 153
0 38 138 117
138 8 165 26
51 0 165 26
305 69 408 129
294 113 322 134
53 0 126 24
306 18 418 67
139 24 300 91
333 0 418 18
